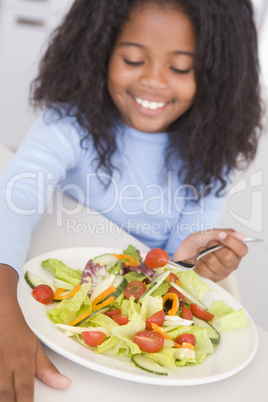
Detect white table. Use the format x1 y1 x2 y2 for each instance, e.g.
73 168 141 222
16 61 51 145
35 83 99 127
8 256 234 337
0 143 267 401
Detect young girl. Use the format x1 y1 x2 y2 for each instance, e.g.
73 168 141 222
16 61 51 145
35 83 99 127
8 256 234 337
0 0 261 399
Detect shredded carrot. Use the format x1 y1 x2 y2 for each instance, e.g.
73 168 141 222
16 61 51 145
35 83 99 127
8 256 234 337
114 253 139 267
69 310 91 326
91 286 116 311
175 279 181 286
162 292 179 315
54 285 81 300
93 296 115 311
151 323 170 340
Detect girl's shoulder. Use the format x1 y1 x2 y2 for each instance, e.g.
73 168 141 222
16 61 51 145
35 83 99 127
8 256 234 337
19 106 87 168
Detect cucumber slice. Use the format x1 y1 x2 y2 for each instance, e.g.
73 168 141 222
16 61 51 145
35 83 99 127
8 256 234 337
170 282 207 309
139 270 171 300
24 271 54 290
97 275 128 305
111 275 128 298
92 253 119 270
131 354 168 376
53 279 74 291
193 316 221 344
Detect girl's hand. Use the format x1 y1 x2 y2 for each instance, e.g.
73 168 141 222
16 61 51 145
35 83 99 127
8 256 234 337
172 229 248 282
0 264 71 402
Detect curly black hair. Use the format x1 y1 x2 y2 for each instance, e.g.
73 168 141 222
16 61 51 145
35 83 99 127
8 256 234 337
31 0 262 196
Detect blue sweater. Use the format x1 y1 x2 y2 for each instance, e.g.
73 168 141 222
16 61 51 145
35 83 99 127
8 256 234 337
0 109 227 274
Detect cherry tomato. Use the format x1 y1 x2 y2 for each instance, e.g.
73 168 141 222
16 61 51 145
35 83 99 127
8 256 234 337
144 248 169 269
81 331 106 347
133 331 164 353
175 333 196 347
169 272 180 282
190 304 214 321
112 315 129 325
32 284 54 305
124 281 147 299
104 309 121 317
168 286 185 305
181 306 193 320
146 310 165 330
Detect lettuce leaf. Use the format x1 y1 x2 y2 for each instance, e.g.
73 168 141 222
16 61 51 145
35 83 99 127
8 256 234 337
42 258 82 285
111 311 145 355
97 336 131 357
88 312 119 331
123 271 146 283
209 300 248 332
47 281 92 324
209 300 234 318
165 325 214 365
150 281 170 298
140 295 163 321
123 245 141 263
120 296 140 318
175 270 211 301
144 348 177 369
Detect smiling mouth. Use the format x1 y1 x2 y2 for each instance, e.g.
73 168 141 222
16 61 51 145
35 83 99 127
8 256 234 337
133 95 167 111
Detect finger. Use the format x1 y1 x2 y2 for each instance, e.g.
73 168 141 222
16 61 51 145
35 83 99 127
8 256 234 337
0 348 35 402
0 369 16 402
201 233 248 266
218 233 248 259
13 360 35 402
199 239 239 269
35 341 72 389
195 253 227 281
194 231 248 281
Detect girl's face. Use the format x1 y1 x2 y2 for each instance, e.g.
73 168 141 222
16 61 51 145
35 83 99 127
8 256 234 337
107 2 196 133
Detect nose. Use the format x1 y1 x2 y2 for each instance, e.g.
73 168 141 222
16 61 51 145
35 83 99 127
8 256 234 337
139 62 168 90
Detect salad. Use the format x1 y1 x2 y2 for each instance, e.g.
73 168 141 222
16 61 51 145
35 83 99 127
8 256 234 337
25 245 248 376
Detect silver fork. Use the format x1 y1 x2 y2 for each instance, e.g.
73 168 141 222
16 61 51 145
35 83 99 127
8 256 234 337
167 237 263 270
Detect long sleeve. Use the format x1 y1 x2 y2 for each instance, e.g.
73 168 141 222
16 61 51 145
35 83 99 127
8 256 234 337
0 111 83 274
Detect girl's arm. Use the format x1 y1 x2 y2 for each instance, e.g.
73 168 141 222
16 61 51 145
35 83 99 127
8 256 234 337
0 264 71 401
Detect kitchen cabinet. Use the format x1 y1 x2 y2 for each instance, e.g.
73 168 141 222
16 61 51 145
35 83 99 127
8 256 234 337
0 0 73 149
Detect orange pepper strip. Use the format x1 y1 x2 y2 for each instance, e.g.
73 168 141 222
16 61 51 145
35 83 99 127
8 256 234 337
54 285 81 300
182 342 195 350
113 254 139 267
151 323 170 340
69 310 91 326
173 341 195 350
92 296 115 311
91 286 116 311
162 293 179 316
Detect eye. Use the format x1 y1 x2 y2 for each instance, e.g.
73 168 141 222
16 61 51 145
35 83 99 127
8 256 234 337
123 58 144 66
170 66 193 74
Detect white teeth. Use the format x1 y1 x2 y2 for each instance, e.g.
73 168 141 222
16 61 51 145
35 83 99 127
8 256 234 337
135 96 165 110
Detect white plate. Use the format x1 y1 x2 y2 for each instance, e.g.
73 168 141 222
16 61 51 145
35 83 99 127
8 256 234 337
18 247 258 386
